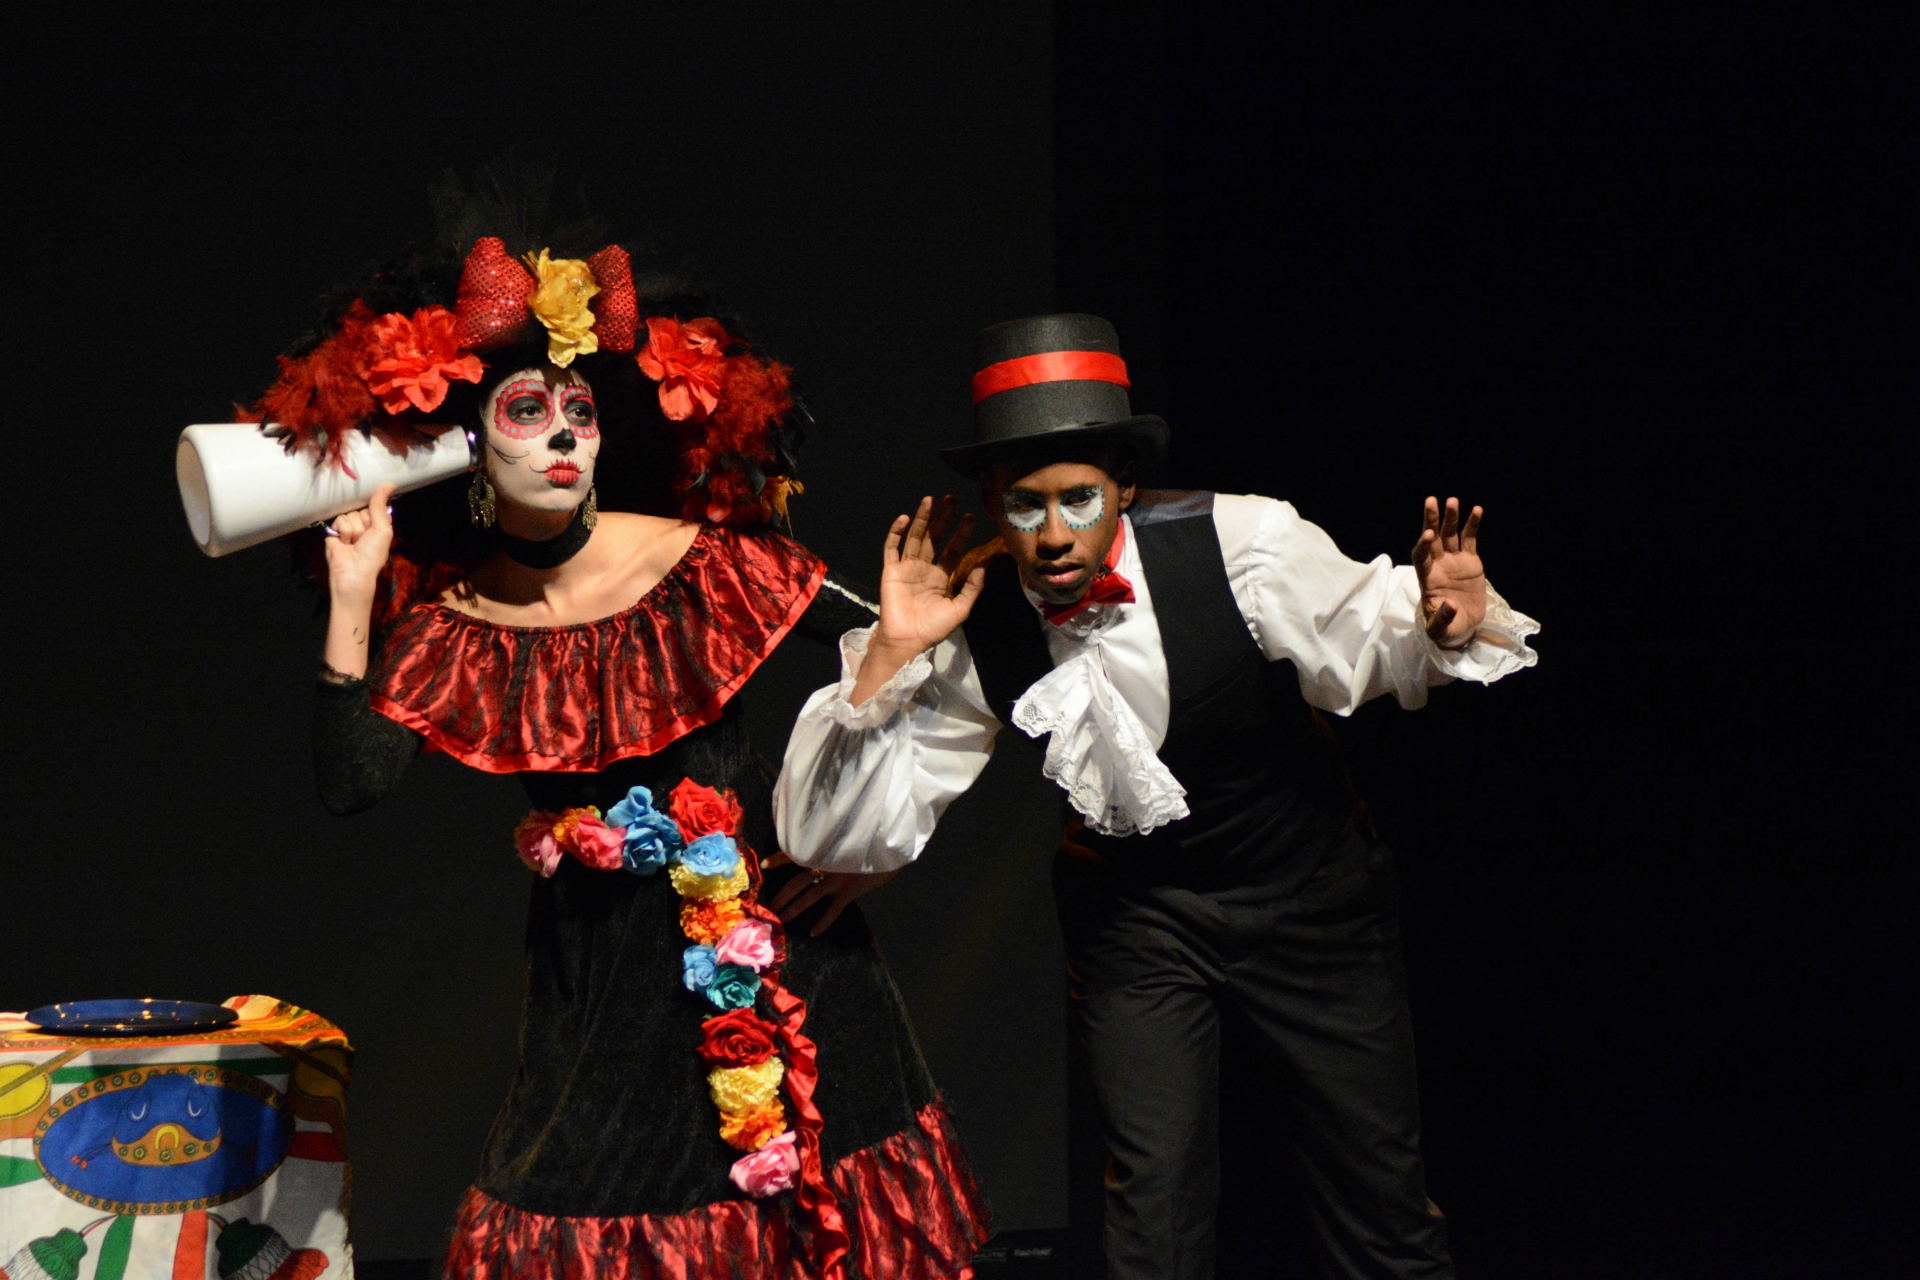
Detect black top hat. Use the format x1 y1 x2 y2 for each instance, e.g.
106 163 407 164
938 313 1169 476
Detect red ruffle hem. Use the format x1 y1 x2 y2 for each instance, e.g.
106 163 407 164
440 1101 990 1280
372 526 826 772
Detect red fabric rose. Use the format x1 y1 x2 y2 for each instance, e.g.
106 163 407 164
636 316 733 422
668 778 743 838
697 1008 780 1068
365 306 486 414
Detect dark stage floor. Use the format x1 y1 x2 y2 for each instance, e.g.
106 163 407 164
355 1229 1071 1279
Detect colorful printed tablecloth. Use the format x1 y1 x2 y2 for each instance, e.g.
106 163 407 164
0 997 352 1280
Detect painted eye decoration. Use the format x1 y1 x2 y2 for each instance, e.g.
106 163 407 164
493 377 554 440
1003 501 1047 533
1060 489 1105 530
1001 488 1107 533
560 388 600 438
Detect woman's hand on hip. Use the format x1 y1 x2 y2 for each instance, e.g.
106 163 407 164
763 850 900 937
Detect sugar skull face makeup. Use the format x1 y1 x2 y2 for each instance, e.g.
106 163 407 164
482 366 601 516
492 376 600 439
984 461 1134 605
1001 485 1105 532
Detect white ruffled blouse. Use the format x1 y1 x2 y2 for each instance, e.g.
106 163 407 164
773 493 1540 872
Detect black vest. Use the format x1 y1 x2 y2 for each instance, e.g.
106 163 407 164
963 490 1362 890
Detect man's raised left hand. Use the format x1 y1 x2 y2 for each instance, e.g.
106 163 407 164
1413 496 1488 650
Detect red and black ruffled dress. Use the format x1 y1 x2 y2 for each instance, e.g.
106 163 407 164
313 525 989 1280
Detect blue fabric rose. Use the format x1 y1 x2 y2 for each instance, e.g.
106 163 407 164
607 785 686 875
679 833 742 878
705 964 762 1011
682 945 720 993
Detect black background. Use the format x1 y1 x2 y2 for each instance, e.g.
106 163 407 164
4 6 1916 1277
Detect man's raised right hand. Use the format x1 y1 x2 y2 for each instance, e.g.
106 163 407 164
852 496 986 705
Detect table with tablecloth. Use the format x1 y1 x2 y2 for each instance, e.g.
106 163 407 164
0 997 351 1280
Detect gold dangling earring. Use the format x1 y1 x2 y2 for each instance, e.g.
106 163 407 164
468 470 496 528
582 485 598 531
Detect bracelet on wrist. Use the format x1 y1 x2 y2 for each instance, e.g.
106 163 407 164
319 660 364 685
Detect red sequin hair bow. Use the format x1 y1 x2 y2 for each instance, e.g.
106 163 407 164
453 237 640 354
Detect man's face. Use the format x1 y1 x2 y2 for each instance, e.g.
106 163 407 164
983 460 1135 604
481 366 601 515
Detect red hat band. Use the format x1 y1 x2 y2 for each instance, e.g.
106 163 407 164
970 350 1131 405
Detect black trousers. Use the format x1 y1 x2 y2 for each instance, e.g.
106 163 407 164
1055 831 1455 1280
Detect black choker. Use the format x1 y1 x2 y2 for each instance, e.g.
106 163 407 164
496 507 593 569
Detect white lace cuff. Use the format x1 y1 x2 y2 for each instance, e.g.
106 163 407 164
829 625 937 729
1429 584 1541 684
1011 648 1189 837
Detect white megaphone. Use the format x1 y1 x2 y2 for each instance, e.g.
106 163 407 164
177 423 478 557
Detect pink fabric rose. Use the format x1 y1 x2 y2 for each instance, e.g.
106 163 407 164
569 815 627 872
714 919 776 970
728 1130 799 1198
513 812 563 878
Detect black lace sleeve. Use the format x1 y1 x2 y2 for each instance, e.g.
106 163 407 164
792 570 880 645
313 677 422 815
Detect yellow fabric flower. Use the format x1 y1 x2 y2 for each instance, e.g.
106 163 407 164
524 248 600 368
710 1058 786 1115
670 861 750 901
719 1101 788 1152
680 897 748 945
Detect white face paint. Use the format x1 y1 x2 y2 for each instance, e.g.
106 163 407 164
1000 485 1106 533
481 366 601 516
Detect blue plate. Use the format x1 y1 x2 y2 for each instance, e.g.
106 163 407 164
24 1000 239 1037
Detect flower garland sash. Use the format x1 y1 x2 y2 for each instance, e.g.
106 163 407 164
512 781 851 1279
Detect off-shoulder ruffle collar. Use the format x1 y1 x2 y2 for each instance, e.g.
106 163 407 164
371 525 825 773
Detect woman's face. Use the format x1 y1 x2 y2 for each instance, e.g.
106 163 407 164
480 366 600 516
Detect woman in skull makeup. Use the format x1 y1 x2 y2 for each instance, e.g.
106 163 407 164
255 204 988 1279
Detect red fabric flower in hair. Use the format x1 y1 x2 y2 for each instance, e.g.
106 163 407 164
636 316 734 421
668 778 743 839
696 1007 781 1068
365 307 486 414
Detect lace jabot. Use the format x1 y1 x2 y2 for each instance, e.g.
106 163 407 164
1010 608 1189 838
371 525 825 773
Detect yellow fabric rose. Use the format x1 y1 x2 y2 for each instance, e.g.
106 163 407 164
718 1101 788 1151
709 1059 785 1115
524 248 600 368
670 861 751 901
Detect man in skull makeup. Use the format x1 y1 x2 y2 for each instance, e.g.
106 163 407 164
774 314 1541 1280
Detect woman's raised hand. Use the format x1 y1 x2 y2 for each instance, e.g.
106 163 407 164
324 483 398 610
871 496 985 662
319 483 397 681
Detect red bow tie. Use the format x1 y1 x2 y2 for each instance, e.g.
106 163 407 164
1040 523 1136 626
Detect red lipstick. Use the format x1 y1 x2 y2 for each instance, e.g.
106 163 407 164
544 461 581 486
